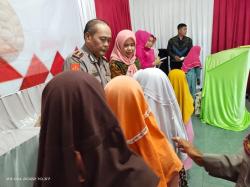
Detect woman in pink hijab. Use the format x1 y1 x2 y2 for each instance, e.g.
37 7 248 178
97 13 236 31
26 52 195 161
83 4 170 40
135 30 157 69
110 30 140 78
181 45 202 100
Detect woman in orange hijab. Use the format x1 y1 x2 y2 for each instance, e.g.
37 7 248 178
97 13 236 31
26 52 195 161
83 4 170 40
105 76 187 187
168 69 194 170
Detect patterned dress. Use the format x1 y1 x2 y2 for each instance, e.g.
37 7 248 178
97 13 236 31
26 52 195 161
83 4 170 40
110 59 140 78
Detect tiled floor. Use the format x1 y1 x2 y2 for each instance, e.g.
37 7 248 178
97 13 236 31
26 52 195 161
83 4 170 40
188 102 250 187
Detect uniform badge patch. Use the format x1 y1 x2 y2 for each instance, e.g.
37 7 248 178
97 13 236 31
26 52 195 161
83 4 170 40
70 63 80 71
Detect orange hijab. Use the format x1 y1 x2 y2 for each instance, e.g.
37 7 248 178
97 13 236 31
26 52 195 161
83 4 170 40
168 69 194 124
105 76 182 187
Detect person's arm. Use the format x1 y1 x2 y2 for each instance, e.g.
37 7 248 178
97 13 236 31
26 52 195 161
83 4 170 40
167 39 179 61
153 56 161 66
172 137 204 166
63 55 89 72
172 137 242 182
202 153 242 182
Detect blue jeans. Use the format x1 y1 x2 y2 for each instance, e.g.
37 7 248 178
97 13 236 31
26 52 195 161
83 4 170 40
186 67 201 100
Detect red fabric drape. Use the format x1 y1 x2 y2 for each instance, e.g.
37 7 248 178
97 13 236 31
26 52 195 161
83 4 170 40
211 0 250 53
94 0 132 59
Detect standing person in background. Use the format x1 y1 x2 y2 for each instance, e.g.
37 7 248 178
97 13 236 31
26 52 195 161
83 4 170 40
135 30 160 69
169 69 194 171
63 19 112 87
109 30 140 78
133 68 188 161
182 46 202 100
167 23 193 70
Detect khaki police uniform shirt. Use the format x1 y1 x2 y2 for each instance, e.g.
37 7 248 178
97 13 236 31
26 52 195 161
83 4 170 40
63 45 111 87
202 151 250 187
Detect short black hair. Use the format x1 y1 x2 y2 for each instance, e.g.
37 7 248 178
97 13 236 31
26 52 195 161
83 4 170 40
177 23 187 30
84 19 110 37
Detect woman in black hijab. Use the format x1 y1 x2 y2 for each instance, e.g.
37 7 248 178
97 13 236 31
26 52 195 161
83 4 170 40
34 71 158 187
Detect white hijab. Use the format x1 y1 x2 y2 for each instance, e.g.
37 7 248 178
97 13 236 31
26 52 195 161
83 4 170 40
134 68 188 160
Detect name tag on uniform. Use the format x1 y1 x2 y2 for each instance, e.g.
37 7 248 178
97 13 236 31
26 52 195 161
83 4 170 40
70 63 80 71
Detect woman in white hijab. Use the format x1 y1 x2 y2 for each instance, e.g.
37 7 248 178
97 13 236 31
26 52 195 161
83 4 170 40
133 68 188 161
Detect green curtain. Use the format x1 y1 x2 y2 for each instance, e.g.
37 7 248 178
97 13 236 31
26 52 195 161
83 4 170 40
201 46 250 131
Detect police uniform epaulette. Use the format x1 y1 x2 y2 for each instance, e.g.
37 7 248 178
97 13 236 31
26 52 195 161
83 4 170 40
72 50 85 59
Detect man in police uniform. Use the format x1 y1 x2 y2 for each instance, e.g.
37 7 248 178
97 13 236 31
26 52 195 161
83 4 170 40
64 19 112 87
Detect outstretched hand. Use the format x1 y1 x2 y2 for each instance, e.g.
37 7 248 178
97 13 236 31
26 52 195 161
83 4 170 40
172 137 204 166
153 57 161 66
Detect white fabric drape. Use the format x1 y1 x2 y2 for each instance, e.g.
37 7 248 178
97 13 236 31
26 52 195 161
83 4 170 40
78 0 96 33
0 83 45 131
0 84 42 187
129 0 214 65
0 0 96 97
0 131 39 187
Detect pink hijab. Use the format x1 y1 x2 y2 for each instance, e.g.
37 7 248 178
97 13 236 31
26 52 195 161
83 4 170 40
135 30 155 69
182 46 202 73
110 30 137 76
